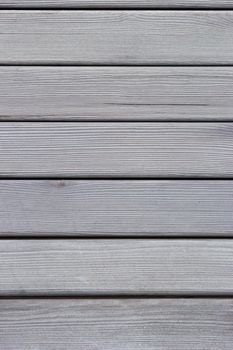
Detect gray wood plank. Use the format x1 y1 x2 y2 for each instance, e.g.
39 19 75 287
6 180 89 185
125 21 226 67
1 11 233 64
1 239 233 295
0 180 232 236
0 123 232 177
1 299 233 350
1 0 233 9
3 67 233 121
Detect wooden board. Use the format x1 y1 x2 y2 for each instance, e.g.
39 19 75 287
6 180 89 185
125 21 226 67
1 0 233 9
1 11 233 64
0 180 232 236
0 123 232 177
1 239 233 296
1 299 233 349
2 67 233 121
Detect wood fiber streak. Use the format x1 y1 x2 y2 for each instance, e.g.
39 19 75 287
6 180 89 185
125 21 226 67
1 240 233 295
1 11 233 64
0 180 232 236
1 0 233 9
2 67 233 120
0 123 232 177
1 299 233 350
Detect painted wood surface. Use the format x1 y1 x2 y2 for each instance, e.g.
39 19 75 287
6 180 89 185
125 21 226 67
0 123 232 177
0 1 232 348
2 67 233 121
1 299 233 349
1 239 233 296
1 11 233 64
1 0 233 8
0 180 232 236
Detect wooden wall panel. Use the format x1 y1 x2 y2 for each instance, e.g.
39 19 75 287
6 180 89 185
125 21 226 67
1 11 233 64
2 67 233 121
0 2 232 348
0 123 232 177
1 299 233 350
0 240 233 296
0 180 232 236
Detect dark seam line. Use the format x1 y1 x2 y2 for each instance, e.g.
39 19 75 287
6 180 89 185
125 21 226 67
1 7 233 11
0 176 232 180
1 63 233 67
0 120 233 123
0 294 232 300
0 236 233 239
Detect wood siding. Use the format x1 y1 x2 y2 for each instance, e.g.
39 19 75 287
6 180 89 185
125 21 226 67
1 299 233 350
0 123 232 177
0 3 232 350
1 67 233 121
0 180 232 236
0 239 233 296
1 11 233 64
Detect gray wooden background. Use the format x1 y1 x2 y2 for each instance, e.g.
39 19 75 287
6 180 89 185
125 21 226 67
0 1 233 349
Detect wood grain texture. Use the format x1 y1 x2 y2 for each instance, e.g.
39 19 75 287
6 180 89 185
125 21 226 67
1 239 233 295
1 11 233 64
1 0 233 9
1 180 233 236
3 67 233 121
1 299 233 350
0 123 232 177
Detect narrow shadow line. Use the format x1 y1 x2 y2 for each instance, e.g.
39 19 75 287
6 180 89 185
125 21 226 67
0 294 233 300
1 7 233 10
0 176 232 180
1 120 233 123
1 63 233 67
0 235 233 239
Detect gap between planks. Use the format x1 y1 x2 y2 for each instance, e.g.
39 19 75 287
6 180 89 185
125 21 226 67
0 295 233 299
0 235 233 239
3 63 233 66
1 8 233 10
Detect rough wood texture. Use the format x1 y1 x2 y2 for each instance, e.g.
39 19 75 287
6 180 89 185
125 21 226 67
2 67 233 121
0 123 232 177
0 180 232 236
1 239 233 296
1 11 233 64
1 299 233 349
1 0 233 8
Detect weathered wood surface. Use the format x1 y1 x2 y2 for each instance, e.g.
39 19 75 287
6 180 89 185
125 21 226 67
1 11 233 64
1 299 233 350
2 67 233 121
0 123 232 177
1 0 233 8
0 180 232 236
1 240 233 296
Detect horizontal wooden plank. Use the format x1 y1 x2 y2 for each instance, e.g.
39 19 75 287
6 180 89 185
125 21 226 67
1 0 233 9
0 239 233 295
0 123 232 177
0 180 232 236
1 299 233 350
1 11 233 64
2 67 233 121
